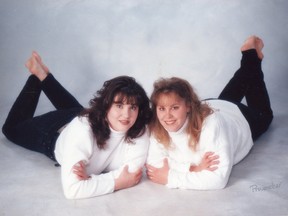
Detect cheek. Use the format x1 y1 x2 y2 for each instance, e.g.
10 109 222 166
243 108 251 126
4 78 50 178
134 111 139 120
178 112 187 122
157 113 166 124
156 110 162 120
106 109 115 122
180 110 188 118
131 110 139 121
106 113 112 124
178 111 188 125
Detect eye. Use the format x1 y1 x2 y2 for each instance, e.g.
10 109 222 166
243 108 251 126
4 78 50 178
157 107 165 111
172 106 179 110
130 105 138 111
115 103 123 109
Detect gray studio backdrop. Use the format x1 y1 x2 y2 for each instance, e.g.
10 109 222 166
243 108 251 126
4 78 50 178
0 1 288 216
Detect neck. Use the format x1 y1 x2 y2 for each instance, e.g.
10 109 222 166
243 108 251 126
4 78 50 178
168 119 188 136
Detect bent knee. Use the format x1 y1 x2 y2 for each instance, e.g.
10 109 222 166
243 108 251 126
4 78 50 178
2 123 10 137
252 111 274 140
2 123 16 141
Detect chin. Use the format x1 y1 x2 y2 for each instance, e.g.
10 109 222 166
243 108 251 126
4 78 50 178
164 127 177 132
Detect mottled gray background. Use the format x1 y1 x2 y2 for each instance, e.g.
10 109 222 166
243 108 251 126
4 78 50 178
0 0 287 215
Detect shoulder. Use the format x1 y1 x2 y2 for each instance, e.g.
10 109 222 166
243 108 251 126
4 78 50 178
133 129 150 146
204 99 243 118
63 116 92 136
54 116 95 165
68 116 91 129
126 129 150 152
204 99 237 109
200 110 228 144
202 106 240 135
149 132 167 151
58 116 94 147
204 99 250 132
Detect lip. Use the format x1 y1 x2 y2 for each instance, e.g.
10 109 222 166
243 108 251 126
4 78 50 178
164 120 176 125
119 120 130 125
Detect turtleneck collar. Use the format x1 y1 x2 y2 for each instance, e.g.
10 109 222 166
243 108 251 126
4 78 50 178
109 126 126 137
167 118 188 136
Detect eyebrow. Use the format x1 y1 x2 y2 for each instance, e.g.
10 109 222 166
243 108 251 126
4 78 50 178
113 101 137 106
157 103 181 107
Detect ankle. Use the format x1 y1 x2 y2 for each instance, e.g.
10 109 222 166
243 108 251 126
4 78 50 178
241 36 264 60
37 72 49 82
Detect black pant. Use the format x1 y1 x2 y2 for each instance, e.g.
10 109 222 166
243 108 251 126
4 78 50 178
2 74 83 161
217 49 273 140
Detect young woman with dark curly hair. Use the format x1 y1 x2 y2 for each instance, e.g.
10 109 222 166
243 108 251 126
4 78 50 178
2 51 152 199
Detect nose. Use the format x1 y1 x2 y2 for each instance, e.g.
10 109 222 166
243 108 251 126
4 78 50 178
165 109 172 118
122 107 131 118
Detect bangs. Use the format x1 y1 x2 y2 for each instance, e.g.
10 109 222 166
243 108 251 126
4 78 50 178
114 92 138 105
152 79 189 105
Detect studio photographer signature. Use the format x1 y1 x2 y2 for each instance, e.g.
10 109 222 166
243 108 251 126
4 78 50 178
250 181 282 192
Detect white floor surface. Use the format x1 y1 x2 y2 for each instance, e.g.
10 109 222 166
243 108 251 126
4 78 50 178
0 1 287 215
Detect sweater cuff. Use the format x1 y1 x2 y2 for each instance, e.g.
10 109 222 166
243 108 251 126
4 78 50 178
90 172 115 193
166 169 182 189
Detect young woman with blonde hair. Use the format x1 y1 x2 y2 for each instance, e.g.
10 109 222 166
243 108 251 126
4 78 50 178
146 36 273 190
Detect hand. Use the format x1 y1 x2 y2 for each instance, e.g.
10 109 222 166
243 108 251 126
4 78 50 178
189 152 219 172
73 161 90 180
114 165 143 191
146 158 169 185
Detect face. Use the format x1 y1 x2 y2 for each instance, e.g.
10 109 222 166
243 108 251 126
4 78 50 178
106 95 139 132
156 92 190 132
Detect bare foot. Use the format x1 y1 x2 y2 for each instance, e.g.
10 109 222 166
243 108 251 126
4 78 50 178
255 37 264 59
25 51 49 81
32 51 50 73
240 35 264 59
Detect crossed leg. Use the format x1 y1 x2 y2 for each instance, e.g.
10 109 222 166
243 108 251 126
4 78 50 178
218 36 273 140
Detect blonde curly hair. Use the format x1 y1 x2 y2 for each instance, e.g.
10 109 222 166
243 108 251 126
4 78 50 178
149 77 213 150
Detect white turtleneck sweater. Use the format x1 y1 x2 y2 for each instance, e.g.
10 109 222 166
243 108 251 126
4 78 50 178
147 99 253 190
54 116 149 199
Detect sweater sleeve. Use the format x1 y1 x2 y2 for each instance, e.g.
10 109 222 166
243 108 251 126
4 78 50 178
167 117 234 190
61 165 115 199
55 118 115 199
146 135 168 168
109 131 150 179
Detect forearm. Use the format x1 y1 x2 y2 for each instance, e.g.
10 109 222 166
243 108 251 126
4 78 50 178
167 167 231 190
62 170 115 199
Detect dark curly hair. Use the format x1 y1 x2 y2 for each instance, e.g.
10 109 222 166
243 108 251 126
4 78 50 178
81 76 152 149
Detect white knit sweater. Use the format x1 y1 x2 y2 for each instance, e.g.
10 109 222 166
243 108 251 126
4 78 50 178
147 99 253 190
54 116 149 199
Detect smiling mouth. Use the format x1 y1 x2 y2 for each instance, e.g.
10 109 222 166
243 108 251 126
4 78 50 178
120 120 130 125
164 120 176 125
